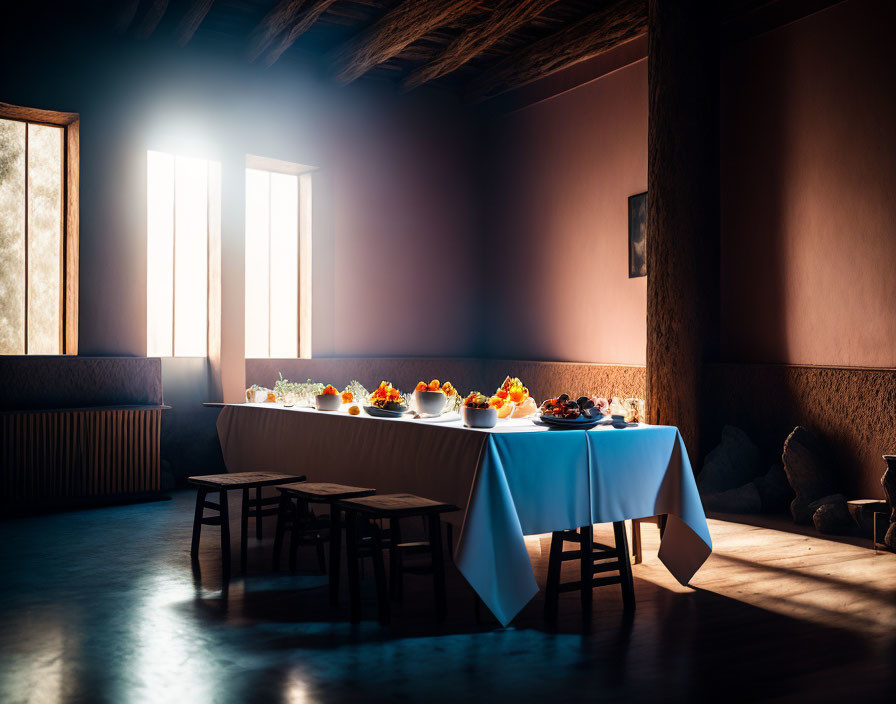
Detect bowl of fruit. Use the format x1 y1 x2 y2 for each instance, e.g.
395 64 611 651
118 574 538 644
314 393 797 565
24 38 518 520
462 392 498 428
365 381 408 417
414 379 456 416
315 385 343 411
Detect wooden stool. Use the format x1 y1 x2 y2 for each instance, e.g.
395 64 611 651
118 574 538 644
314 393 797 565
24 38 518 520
187 471 303 579
273 482 376 605
544 521 635 620
339 494 459 625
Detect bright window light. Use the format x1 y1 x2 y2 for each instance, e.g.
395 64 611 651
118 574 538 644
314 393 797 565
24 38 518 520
0 118 64 355
147 150 219 357
245 156 312 359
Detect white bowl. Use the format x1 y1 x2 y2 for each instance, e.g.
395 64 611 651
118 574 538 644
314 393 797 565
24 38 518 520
316 393 342 411
415 390 447 415
462 405 497 429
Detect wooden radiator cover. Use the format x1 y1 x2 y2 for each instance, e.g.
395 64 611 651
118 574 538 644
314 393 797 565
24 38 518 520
0 407 162 507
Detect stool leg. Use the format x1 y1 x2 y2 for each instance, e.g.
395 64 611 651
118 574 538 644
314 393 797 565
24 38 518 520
580 524 593 615
219 489 231 581
389 517 403 601
329 506 342 607
346 511 361 623
544 530 563 620
316 530 327 574
289 500 300 572
191 488 206 560
446 523 455 565
613 521 636 611
255 487 263 539
240 488 249 574
272 493 289 571
371 524 390 626
429 514 447 623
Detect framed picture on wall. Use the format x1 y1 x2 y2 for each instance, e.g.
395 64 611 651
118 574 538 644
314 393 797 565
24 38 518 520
628 191 647 278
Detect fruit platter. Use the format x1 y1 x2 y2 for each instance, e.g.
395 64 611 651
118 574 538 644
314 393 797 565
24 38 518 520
365 381 409 417
489 376 539 419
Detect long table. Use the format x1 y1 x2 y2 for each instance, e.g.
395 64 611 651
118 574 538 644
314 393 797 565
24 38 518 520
216 403 712 625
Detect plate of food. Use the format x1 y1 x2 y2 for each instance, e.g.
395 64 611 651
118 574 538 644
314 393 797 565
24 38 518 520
536 395 607 429
365 381 409 418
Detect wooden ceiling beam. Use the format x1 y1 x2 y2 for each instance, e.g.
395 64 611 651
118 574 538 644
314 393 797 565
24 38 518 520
175 0 216 46
264 0 341 66
467 0 647 102
329 0 482 85
403 0 562 90
248 0 306 62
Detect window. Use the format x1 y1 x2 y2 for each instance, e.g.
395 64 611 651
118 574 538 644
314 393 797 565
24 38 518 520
146 150 221 357
244 155 313 359
0 104 79 355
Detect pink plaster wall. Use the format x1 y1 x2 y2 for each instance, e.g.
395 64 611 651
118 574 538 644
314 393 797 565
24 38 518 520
482 59 649 365
721 0 896 366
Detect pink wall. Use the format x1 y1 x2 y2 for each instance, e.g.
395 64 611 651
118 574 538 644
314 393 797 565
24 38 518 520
721 0 896 367
483 59 648 365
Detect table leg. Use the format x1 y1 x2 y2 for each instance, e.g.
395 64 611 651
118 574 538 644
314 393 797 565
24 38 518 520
191 488 206 560
631 518 643 565
240 488 249 574
329 506 342 607
219 489 231 582
346 511 361 623
579 524 593 615
429 514 447 623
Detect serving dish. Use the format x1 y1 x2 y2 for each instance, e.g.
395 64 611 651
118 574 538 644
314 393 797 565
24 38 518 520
363 405 409 418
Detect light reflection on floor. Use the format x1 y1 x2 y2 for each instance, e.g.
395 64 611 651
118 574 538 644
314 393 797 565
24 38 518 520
0 491 893 703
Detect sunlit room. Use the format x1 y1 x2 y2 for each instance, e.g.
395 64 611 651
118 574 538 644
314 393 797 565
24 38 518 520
1 0 895 702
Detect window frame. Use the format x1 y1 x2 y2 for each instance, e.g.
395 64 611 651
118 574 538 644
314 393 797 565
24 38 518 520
244 154 314 360
145 150 221 358
0 102 79 355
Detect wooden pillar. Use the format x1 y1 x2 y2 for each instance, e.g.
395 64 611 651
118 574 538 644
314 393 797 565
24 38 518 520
646 0 720 461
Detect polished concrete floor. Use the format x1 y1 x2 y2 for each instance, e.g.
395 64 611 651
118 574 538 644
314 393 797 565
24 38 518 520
1 490 894 704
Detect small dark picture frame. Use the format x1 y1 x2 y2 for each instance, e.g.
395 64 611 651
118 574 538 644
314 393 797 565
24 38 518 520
628 191 647 278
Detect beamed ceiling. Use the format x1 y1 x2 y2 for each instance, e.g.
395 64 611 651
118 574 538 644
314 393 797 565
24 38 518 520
109 0 649 102
93 0 808 103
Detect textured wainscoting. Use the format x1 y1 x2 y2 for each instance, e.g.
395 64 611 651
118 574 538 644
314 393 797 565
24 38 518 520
703 364 896 498
246 358 646 403
0 356 165 509
0 408 162 507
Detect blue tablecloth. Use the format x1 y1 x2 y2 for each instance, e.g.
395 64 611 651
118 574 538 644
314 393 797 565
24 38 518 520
455 423 712 625
216 405 712 627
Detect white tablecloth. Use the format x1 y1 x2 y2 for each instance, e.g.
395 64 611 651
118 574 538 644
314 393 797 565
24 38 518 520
216 404 712 625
